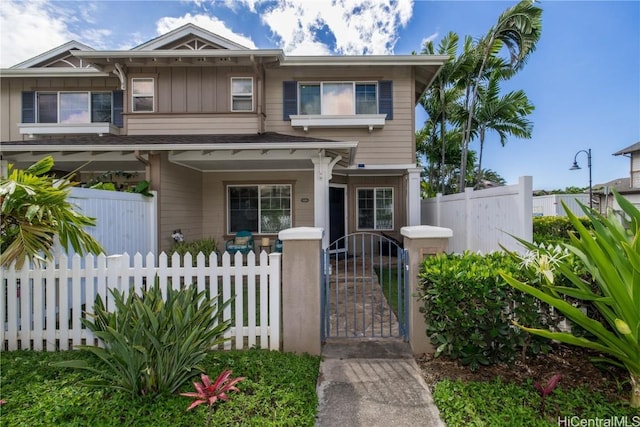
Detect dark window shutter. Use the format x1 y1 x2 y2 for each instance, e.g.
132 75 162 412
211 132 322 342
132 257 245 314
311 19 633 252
378 80 393 120
282 81 297 120
21 91 35 123
112 90 123 127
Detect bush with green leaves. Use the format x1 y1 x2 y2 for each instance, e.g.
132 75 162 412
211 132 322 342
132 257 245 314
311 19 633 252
502 192 640 408
169 238 219 265
533 215 591 245
54 280 232 396
418 251 559 370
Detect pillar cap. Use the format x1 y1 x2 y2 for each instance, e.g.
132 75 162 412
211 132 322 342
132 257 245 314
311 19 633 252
401 225 452 239
279 227 324 241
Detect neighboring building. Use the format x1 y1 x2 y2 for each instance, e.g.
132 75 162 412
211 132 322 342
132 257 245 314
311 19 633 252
0 24 446 252
595 142 640 212
532 194 589 217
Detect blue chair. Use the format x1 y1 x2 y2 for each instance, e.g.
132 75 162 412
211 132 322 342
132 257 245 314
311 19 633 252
226 230 254 255
273 239 283 253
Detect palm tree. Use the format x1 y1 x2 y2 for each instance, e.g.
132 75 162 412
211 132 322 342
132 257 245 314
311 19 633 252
458 0 542 191
470 72 534 185
1 156 104 269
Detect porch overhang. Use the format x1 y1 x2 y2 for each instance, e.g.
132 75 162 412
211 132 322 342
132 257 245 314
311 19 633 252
0 133 357 173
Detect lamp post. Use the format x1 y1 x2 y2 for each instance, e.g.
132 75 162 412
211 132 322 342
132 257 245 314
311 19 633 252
569 148 592 209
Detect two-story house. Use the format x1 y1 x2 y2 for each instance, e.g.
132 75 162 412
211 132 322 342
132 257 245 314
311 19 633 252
0 24 446 252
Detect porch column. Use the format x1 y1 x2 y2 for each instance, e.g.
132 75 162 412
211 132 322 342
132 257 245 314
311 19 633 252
407 167 422 226
401 225 452 355
279 227 323 355
311 155 340 249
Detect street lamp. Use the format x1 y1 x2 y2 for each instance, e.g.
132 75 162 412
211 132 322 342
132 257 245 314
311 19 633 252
569 148 592 209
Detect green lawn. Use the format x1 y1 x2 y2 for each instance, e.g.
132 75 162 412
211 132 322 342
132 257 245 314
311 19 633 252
374 266 402 318
0 349 320 426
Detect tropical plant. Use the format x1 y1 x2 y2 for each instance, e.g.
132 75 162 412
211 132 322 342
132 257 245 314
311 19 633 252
458 0 542 190
501 191 640 408
534 373 562 416
181 371 245 427
0 156 103 269
53 280 232 397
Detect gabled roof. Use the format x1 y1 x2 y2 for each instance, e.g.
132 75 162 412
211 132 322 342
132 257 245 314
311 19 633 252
132 23 250 51
10 41 95 69
613 142 640 156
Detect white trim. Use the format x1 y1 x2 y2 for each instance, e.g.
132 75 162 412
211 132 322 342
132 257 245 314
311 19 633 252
18 123 120 136
131 23 251 51
290 114 386 132
401 225 452 239
279 227 323 241
0 68 108 77
230 77 254 112
282 55 449 67
131 77 155 113
10 41 95 69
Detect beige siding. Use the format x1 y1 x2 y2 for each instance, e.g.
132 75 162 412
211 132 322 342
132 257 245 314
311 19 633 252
201 170 314 246
126 114 260 134
156 153 203 253
264 66 417 166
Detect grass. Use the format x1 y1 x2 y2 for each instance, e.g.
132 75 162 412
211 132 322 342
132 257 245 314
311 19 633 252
433 378 638 426
0 349 321 426
374 266 401 318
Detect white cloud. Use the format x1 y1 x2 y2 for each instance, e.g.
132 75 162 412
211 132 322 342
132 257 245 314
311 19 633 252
254 0 415 55
421 32 439 47
0 0 74 67
156 13 257 49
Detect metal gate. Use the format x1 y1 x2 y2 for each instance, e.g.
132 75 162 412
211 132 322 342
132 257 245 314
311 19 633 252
321 232 408 341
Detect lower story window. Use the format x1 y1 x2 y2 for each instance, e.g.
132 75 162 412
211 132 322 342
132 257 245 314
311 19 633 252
228 184 291 234
357 188 393 230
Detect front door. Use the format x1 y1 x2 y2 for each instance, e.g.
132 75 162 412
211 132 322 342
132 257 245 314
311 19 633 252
329 185 346 253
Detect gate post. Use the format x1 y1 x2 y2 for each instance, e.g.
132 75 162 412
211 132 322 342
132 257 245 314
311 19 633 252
401 225 453 355
279 227 323 355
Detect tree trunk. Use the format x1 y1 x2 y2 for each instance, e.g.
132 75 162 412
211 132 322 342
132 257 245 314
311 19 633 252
440 89 447 194
476 127 486 187
631 372 640 408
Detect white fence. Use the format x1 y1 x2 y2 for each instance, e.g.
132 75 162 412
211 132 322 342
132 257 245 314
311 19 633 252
1 251 281 352
421 176 533 254
532 194 589 217
61 187 157 256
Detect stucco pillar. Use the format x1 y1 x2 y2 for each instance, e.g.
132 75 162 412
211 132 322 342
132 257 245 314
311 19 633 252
279 227 323 355
401 225 452 355
407 167 422 226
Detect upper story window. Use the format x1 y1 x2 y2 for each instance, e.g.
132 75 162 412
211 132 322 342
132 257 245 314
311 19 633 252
34 92 112 123
299 82 378 115
231 77 253 111
131 78 154 112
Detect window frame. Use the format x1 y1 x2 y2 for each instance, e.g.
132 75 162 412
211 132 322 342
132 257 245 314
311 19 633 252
226 183 292 234
356 187 394 231
230 77 254 112
35 91 112 124
131 77 155 113
297 81 378 116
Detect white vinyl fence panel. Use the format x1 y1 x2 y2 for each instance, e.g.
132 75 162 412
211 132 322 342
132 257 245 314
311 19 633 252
532 194 589 217
60 187 157 256
421 176 533 254
1 251 281 352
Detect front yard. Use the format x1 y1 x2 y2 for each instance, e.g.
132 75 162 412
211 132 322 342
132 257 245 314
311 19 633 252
0 349 320 427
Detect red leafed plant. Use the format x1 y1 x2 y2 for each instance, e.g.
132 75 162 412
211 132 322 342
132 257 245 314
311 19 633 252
180 370 245 426
534 373 562 416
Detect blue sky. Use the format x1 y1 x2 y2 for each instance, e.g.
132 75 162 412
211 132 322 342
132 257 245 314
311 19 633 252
1 0 638 190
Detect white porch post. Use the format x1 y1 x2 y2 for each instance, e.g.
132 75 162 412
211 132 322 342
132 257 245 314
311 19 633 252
407 167 422 226
311 155 335 249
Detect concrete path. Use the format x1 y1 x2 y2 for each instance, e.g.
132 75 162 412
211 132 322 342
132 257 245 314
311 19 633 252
315 338 444 427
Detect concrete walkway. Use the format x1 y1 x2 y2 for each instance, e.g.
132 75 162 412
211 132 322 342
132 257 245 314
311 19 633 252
315 338 444 427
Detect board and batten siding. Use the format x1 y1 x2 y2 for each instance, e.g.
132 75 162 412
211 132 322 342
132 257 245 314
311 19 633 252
156 153 204 253
201 170 315 243
0 76 120 141
263 67 416 166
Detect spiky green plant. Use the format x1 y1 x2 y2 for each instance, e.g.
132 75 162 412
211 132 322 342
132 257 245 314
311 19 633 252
502 191 640 408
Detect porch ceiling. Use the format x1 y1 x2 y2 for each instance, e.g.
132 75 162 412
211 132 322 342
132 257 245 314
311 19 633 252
0 133 357 173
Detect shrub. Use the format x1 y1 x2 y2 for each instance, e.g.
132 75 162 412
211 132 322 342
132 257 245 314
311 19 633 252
418 251 559 370
533 216 591 245
503 192 640 408
54 280 232 396
169 238 219 265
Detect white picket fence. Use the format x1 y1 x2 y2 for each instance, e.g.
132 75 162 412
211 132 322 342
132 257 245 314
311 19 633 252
1 250 281 352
